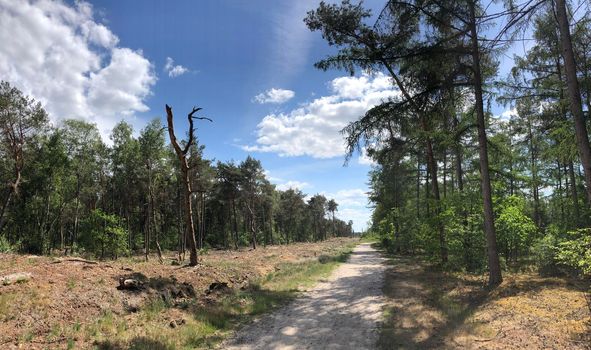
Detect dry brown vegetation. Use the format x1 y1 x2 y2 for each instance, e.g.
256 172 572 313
0 238 356 349
378 254 591 349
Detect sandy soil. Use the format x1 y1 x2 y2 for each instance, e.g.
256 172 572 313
223 243 387 350
378 255 591 350
0 238 355 349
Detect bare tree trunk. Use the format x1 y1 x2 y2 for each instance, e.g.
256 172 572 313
469 1 502 286
166 105 204 266
556 0 591 205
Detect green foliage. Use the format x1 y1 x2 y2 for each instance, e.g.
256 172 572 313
531 231 560 275
531 226 591 277
556 229 591 276
80 209 129 259
0 235 16 253
496 196 537 263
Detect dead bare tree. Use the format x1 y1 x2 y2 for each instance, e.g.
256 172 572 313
165 104 211 266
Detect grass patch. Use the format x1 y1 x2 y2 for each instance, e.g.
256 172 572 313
85 310 125 340
144 298 170 321
0 292 15 321
261 249 352 292
66 277 76 290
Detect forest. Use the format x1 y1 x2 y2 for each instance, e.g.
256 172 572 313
303 0 591 286
0 84 353 263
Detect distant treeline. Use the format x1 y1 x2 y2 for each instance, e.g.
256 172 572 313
0 81 352 259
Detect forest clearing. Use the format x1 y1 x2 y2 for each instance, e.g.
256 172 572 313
0 238 357 349
2 0 591 349
1 240 588 349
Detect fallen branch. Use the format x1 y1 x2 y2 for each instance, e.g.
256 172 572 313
52 258 98 265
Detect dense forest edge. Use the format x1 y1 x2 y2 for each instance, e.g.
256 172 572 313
0 80 353 264
303 0 591 284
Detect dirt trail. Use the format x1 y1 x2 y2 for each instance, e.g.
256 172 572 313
223 243 386 349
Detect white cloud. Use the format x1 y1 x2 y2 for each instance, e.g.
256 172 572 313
244 73 399 158
324 188 370 232
254 88 295 104
0 0 156 141
328 189 368 207
264 170 310 191
497 108 517 121
164 57 189 78
275 180 311 191
338 207 371 232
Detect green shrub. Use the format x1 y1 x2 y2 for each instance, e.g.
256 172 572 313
531 233 559 275
556 228 591 276
0 235 16 253
496 196 537 263
79 209 129 259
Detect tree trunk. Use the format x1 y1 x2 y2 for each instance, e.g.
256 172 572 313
73 174 80 249
568 162 581 226
469 1 502 286
149 175 163 264
424 132 448 264
247 203 257 249
416 159 421 219
232 198 239 249
528 119 541 227
166 105 199 266
182 168 198 265
0 184 15 234
555 0 591 205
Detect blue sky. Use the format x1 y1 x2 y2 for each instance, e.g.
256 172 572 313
0 0 534 231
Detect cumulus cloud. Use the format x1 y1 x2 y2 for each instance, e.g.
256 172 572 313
254 88 295 104
328 189 368 207
496 108 517 121
0 0 156 140
164 57 189 78
275 180 310 191
244 73 399 158
325 188 370 232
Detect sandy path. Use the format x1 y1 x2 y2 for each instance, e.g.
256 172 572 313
223 243 386 350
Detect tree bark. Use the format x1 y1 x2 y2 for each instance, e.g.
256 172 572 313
0 181 16 234
568 162 581 226
166 105 200 266
555 0 591 205
232 198 239 249
469 1 502 286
